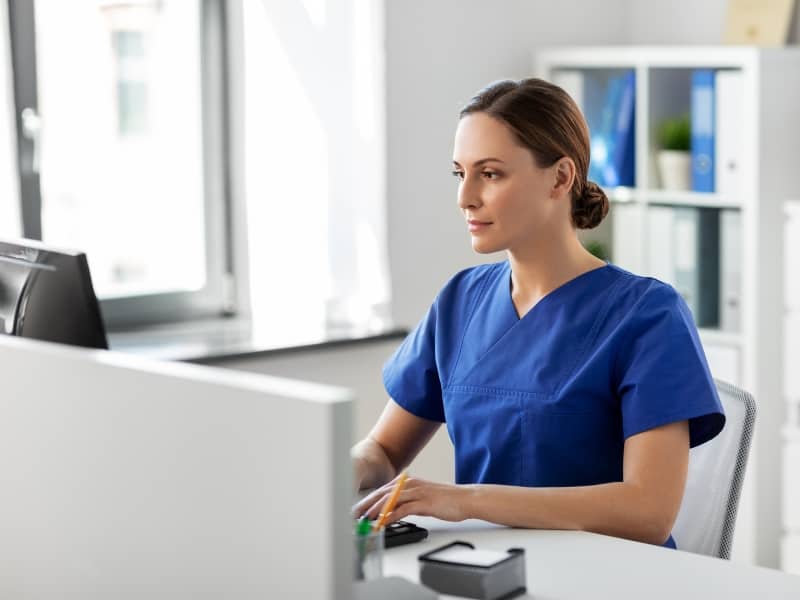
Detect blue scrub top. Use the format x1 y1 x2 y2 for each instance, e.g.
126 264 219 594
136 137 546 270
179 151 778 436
383 261 725 550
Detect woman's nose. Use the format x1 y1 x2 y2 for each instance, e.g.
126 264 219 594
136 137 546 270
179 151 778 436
457 176 481 210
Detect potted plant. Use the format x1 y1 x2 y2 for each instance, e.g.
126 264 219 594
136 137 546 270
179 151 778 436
583 239 609 261
655 114 691 190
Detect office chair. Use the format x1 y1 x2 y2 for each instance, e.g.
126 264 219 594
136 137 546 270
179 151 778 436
671 379 756 559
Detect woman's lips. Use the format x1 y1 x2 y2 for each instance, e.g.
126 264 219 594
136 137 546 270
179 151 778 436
468 220 492 232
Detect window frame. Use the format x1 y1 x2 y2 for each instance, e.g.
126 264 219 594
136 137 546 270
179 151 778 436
5 0 238 330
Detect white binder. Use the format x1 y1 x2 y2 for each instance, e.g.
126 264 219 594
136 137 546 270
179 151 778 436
647 205 676 284
719 209 742 332
715 70 743 202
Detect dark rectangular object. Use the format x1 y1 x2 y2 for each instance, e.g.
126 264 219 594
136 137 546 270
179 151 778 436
0 238 108 349
384 520 428 548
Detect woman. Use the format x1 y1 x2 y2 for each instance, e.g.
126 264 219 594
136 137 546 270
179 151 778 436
352 78 724 548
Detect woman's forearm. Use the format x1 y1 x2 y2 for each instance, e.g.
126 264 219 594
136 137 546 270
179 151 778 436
462 481 676 546
351 436 397 491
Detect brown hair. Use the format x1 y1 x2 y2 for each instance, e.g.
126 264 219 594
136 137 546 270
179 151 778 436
459 78 608 230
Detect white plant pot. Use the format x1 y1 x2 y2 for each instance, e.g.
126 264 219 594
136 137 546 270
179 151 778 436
657 150 692 191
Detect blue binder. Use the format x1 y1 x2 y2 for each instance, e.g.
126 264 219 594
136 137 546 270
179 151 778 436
586 74 619 185
586 71 635 188
610 70 635 187
691 69 715 192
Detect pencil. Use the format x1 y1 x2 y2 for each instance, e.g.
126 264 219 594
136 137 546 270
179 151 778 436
374 471 409 531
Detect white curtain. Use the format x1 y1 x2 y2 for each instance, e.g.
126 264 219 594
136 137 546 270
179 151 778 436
243 0 390 335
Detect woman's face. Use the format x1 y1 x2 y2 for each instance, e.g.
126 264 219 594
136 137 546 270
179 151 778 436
452 112 567 255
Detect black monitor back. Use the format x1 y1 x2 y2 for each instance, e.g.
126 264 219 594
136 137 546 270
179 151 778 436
0 238 108 350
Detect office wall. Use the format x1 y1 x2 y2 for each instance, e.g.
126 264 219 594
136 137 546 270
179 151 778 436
385 0 628 328
626 0 800 45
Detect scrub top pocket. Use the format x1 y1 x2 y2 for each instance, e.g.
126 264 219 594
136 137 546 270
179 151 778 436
443 386 532 486
521 407 624 488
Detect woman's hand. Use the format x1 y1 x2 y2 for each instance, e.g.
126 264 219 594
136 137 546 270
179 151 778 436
352 474 475 524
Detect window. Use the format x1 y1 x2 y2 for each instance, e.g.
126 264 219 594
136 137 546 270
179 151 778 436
112 30 149 136
3 0 391 333
6 0 232 328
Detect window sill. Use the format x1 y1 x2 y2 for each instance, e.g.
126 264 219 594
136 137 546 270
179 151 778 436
108 317 407 363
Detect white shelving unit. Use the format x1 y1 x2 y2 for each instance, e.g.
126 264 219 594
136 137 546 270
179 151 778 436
535 46 800 570
783 200 800 575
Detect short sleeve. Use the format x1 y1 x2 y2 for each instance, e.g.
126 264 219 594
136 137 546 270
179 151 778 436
615 283 725 447
382 299 445 423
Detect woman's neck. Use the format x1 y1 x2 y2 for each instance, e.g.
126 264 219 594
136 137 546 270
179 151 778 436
506 234 606 310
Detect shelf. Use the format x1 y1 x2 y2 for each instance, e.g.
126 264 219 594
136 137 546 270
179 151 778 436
605 189 744 209
645 190 742 209
538 43 800 572
606 187 638 203
698 328 741 347
535 46 771 72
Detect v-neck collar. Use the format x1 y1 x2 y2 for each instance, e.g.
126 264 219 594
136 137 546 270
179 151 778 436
505 260 612 322
446 260 620 390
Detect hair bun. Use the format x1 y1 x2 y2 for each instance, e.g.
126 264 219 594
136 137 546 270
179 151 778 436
573 180 609 230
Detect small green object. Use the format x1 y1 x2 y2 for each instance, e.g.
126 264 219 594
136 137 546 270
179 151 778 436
357 516 372 536
584 240 609 261
656 114 691 151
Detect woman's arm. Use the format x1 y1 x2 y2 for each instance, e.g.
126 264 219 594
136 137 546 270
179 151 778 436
356 420 689 546
352 399 441 491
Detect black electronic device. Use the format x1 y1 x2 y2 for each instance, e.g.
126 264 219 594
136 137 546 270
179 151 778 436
0 238 108 349
384 520 429 548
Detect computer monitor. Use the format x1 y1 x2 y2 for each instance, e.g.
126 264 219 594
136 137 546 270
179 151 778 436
0 335 354 598
0 237 108 349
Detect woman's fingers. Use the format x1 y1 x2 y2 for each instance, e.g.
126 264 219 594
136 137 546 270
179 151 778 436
365 487 421 522
384 500 425 525
353 475 421 517
353 478 397 515
356 480 465 524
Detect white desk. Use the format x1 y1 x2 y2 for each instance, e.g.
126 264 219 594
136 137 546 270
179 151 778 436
382 517 800 599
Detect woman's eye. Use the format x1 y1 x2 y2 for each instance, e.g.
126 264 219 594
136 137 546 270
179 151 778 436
451 170 464 180
482 171 499 180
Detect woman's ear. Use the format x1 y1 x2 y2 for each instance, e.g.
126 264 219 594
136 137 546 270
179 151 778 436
551 157 577 199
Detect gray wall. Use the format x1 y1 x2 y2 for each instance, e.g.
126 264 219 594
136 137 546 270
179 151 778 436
627 0 800 45
385 0 628 328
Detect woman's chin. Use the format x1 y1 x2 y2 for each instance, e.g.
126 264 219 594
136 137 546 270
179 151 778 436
471 238 502 255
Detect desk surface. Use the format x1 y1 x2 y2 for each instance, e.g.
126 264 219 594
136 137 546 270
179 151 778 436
107 316 405 362
383 517 800 599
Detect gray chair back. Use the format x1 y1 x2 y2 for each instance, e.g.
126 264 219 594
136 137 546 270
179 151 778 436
671 379 756 559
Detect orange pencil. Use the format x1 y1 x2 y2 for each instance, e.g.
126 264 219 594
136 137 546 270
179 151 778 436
374 471 409 531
